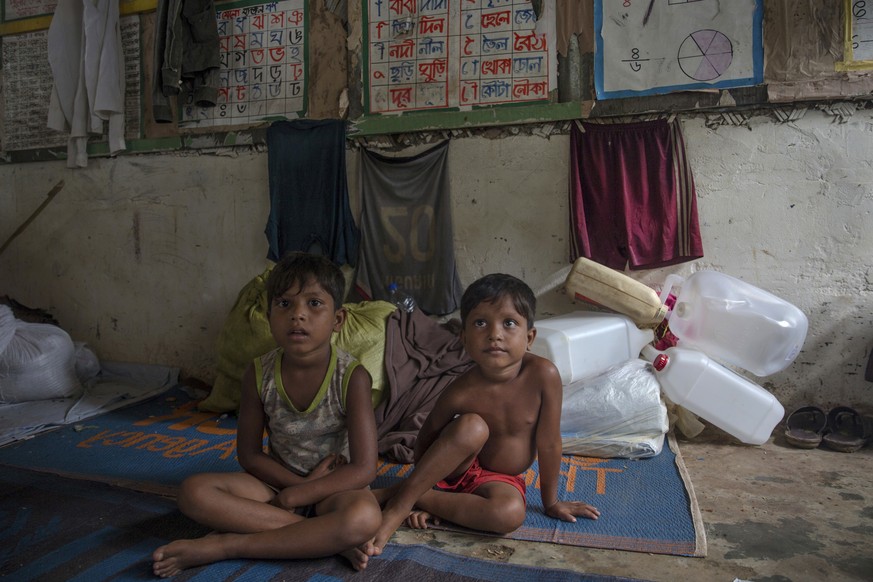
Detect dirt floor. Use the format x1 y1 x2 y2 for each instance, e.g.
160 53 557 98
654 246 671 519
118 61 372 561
389 427 873 582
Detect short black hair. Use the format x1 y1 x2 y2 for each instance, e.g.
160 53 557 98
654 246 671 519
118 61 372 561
460 273 536 329
266 252 345 312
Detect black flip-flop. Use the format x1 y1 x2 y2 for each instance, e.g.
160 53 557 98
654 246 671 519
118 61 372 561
784 406 827 449
822 406 867 453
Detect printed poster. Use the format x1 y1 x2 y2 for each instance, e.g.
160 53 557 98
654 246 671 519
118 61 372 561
179 0 307 127
365 0 555 114
841 0 873 69
1 17 141 152
1 0 57 21
595 0 763 99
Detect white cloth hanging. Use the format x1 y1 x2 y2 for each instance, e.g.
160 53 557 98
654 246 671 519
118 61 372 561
47 0 126 168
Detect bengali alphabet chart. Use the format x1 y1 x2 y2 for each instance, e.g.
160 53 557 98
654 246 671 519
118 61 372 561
179 0 306 127
594 0 762 99
366 0 551 114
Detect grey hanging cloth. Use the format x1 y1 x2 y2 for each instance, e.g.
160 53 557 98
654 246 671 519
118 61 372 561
355 141 462 316
265 120 359 266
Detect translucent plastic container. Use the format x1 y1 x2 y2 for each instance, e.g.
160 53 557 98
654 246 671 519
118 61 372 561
531 311 654 385
387 283 416 313
563 257 668 327
659 271 808 376
642 345 784 445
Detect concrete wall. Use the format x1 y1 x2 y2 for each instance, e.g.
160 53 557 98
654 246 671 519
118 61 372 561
1 108 871 412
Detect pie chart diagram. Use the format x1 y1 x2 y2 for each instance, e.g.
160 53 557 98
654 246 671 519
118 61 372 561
677 29 733 81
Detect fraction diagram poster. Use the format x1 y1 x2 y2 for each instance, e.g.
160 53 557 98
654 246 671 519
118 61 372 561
595 0 763 99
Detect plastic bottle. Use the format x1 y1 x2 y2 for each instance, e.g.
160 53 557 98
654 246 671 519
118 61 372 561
641 345 784 445
387 283 416 313
531 311 655 385
562 257 668 327
658 271 808 376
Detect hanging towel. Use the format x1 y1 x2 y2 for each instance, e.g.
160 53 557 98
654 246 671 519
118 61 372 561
265 119 359 266
355 141 462 316
46 0 126 168
569 119 703 270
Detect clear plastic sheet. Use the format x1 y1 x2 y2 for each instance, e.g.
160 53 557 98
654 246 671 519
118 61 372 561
560 358 668 459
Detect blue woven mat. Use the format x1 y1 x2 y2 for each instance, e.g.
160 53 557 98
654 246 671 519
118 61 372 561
0 465 650 582
0 386 705 557
372 441 706 557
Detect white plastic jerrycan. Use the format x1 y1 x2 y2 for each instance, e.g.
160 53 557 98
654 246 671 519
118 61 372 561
642 345 784 445
659 271 807 377
531 311 654 385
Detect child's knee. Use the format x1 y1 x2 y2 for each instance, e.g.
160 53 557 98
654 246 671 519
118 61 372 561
341 494 382 542
176 474 212 515
447 413 489 446
490 498 526 534
491 497 527 534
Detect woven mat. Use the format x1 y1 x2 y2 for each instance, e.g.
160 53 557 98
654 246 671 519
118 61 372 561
0 386 706 557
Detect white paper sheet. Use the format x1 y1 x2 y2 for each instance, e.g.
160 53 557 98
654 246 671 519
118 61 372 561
0 361 179 448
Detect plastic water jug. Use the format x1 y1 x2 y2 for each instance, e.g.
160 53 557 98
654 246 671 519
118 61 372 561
659 271 807 376
562 257 668 327
531 311 654 385
642 345 784 445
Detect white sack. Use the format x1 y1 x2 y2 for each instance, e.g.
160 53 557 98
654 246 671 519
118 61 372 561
0 305 83 403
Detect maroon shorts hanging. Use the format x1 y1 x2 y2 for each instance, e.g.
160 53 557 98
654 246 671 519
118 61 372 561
569 119 703 270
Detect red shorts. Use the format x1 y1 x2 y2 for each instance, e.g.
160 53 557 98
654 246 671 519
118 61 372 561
435 458 526 503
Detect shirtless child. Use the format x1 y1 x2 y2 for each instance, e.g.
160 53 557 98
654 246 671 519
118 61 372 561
153 253 381 577
368 273 600 552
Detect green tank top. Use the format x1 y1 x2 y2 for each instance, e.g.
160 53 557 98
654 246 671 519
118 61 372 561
255 345 360 476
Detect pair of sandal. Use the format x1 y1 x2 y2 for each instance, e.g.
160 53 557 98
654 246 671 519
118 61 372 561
784 406 873 452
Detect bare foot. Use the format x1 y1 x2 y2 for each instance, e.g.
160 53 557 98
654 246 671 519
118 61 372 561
152 535 233 578
340 543 372 571
359 537 382 558
372 500 412 551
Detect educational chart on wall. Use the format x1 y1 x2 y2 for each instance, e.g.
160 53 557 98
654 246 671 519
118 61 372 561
1 17 141 152
364 0 555 114
1 0 56 21
841 0 873 69
0 30 63 151
178 0 307 127
594 0 763 100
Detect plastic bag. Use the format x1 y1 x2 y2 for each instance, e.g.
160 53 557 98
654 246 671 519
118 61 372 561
560 358 668 459
74 342 102 384
0 305 83 403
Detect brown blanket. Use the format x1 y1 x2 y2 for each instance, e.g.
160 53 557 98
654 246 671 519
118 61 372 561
374 309 473 463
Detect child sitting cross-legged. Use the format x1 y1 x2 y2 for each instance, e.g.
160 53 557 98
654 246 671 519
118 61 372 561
153 252 381 577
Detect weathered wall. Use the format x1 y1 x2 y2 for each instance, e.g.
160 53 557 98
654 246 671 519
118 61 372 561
1 108 871 413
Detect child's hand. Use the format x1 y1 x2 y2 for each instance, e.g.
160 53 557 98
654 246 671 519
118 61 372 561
545 500 601 522
404 509 440 529
307 453 347 480
271 486 301 510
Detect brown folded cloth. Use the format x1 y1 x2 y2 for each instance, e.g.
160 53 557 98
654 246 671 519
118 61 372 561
375 309 473 463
